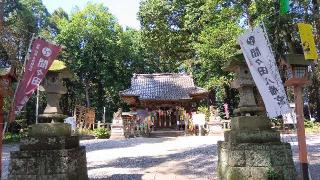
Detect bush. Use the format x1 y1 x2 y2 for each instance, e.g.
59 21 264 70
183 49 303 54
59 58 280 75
93 128 110 139
304 119 314 128
4 132 22 144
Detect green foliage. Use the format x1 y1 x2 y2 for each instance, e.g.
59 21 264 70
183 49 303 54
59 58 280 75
56 3 141 119
270 118 283 128
138 0 208 72
304 119 315 128
93 128 110 139
77 128 94 135
4 132 23 144
266 167 279 180
4 0 320 125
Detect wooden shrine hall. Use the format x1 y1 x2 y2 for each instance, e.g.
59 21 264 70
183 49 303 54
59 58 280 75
120 73 208 129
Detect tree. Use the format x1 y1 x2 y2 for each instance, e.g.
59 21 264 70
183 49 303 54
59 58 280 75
138 0 209 72
56 3 137 119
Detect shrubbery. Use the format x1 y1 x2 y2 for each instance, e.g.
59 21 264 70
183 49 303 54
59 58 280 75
93 128 110 139
304 119 315 128
4 132 23 144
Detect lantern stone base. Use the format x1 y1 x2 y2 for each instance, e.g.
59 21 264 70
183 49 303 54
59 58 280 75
8 125 88 180
217 116 297 180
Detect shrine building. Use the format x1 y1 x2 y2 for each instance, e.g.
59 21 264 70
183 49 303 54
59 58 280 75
120 73 208 129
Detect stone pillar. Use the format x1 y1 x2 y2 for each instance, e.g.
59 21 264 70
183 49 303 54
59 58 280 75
218 58 297 180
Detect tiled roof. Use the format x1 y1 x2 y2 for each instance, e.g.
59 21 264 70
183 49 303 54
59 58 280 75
120 73 208 101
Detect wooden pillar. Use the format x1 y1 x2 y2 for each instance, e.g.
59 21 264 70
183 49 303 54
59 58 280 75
168 110 171 127
294 85 309 180
163 110 167 127
158 109 161 128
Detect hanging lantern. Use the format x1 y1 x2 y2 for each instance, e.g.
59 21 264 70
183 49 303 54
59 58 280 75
282 54 312 87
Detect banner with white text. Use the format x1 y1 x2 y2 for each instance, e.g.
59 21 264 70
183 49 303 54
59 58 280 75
238 25 291 118
9 37 61 122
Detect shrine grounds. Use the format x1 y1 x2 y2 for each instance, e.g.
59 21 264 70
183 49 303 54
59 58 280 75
2 134 320 180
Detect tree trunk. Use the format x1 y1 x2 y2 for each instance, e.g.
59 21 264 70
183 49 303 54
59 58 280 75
84 81 90 107
0 0 3 30
311 0 320 121
207 88 216 106
96 81 105 120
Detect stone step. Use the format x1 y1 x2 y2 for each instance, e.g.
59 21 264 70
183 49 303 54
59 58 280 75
149 129 185 138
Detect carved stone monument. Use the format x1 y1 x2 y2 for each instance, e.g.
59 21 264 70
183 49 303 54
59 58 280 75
110 108 125 139
217 57 297 180
9 60 88 180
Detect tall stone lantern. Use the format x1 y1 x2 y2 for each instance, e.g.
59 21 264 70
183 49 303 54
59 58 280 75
38 60 73 123
9 60 88 180
217 54 297 180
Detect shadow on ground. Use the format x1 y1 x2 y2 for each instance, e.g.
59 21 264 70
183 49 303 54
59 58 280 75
88 144 218 177
91 174 143 180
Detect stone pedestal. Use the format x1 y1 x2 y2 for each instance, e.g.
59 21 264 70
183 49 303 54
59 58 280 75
110 119 125 140
217 116 297 180
8 123 88 180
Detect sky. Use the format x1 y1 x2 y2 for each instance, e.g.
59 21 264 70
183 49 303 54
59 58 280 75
42 0 141 29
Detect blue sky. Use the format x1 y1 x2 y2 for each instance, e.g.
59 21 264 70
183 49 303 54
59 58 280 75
42 0 141 29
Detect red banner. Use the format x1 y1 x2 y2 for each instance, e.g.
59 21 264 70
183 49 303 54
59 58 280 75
9 37 61 122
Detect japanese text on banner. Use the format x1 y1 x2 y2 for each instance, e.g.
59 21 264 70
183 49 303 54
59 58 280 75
9 38 61 122
238 26 291 118
298 23 318 60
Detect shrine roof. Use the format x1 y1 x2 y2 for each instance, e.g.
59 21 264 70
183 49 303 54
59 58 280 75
120 73 208 101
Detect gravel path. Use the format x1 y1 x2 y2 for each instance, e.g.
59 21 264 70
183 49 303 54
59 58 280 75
2 134 320 180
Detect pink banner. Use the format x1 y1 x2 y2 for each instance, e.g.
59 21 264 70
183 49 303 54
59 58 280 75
9 37 61 122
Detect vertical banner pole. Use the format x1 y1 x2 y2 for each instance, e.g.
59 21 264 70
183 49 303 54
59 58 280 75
35 86 39 124
294 85 309 180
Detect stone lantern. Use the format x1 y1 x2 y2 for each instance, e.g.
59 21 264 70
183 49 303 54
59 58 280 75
9 60 88 180
38 60 73 123
224 52 264 116
217 54 297 180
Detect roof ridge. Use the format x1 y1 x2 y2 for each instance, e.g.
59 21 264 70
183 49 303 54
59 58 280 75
133 73 192 79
